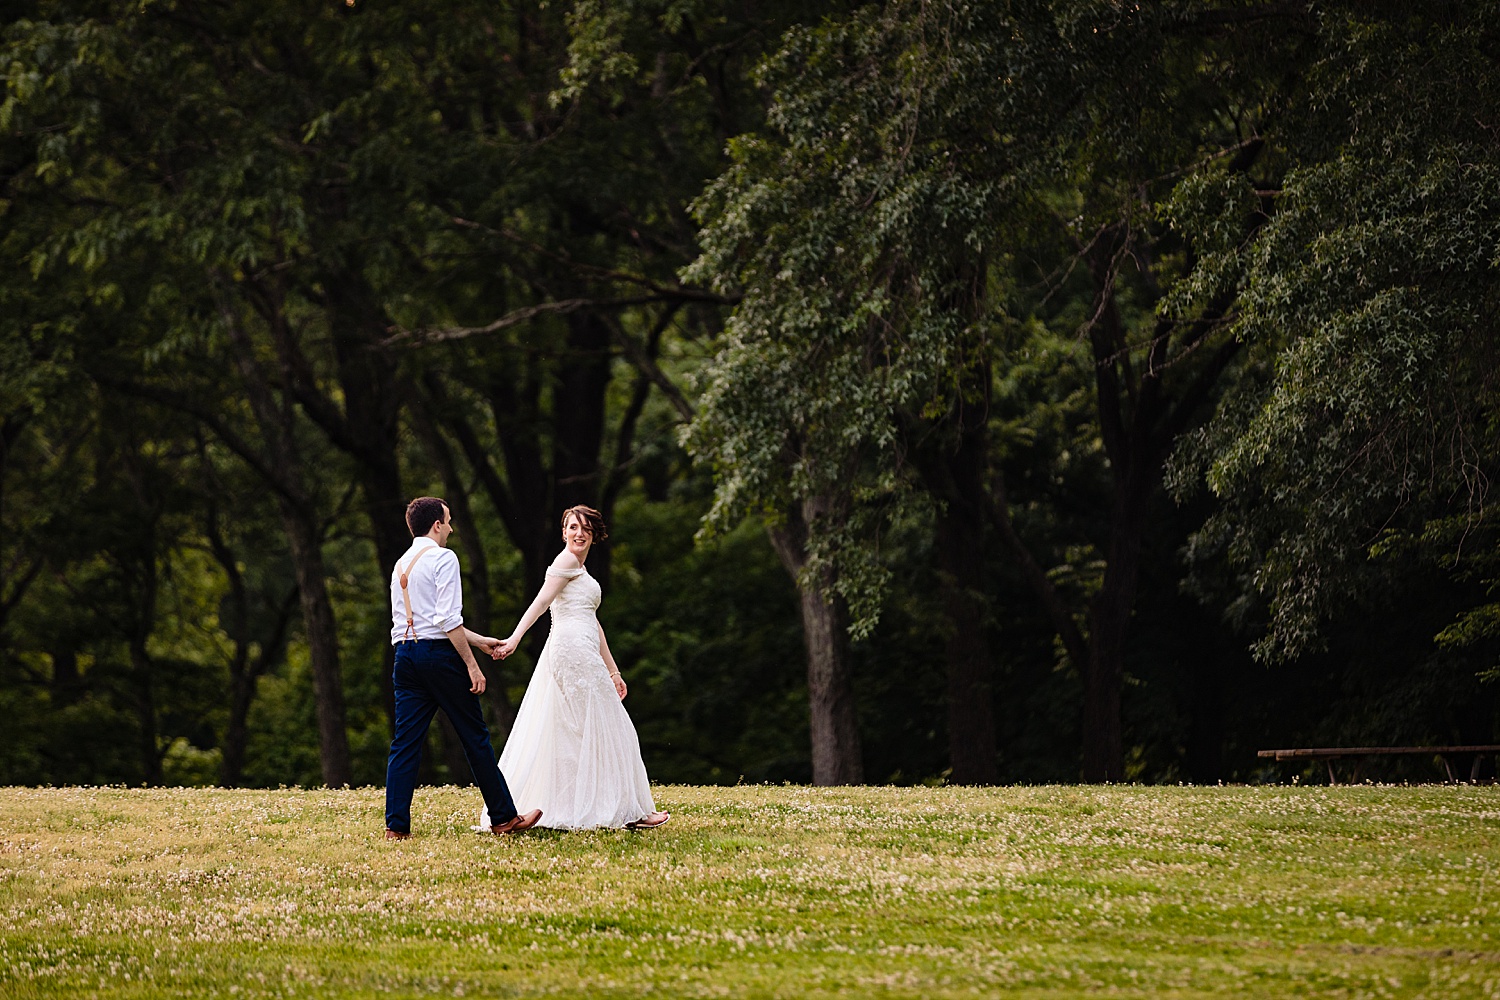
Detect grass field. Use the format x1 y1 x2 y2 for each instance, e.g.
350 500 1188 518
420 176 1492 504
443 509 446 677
0 784 1496 998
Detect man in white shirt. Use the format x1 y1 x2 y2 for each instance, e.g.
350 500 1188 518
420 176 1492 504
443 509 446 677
383 496 542 839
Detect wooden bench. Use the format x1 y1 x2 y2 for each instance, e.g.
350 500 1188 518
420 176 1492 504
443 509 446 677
1257 746 1500 785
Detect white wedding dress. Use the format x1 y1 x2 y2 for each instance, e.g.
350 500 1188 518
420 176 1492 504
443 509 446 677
479 566 657 830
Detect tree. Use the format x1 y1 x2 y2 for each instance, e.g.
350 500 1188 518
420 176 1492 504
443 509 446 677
1177 4 1500 676
687 0 1304 781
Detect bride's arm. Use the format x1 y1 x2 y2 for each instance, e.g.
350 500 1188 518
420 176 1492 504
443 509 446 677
495 554 578 657
598 622 627 699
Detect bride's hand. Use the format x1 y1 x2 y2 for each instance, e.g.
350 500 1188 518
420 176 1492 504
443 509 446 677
495 636 520 660
611 673 627 700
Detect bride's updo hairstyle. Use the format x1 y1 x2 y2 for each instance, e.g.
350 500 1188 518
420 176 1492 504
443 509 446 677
560 505 608 542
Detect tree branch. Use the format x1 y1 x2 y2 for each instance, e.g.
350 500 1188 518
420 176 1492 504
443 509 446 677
94 374 300 505
983 481 1090 671
601 305 681 509
448 216 740 305
602 308 695 421
0 556 44 624
1160 338 1243 448
1170 3 1315 34
420 372 525 539
238 274 365 461
1084 231 1133 474
387 296 680 346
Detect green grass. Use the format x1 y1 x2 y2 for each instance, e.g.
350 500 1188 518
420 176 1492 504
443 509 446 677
1 785 1496 998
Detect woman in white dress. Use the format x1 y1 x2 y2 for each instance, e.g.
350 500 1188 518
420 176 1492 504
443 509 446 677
479 505 669 831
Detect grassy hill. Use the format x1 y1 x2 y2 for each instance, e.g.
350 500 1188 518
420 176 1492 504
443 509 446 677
1 784 1496 998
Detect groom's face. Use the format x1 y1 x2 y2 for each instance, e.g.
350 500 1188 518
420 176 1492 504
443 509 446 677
435 505 454 547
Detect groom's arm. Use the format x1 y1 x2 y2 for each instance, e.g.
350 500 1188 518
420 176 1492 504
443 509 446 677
462 627 499 656
431 552 486 693
446 625 487 694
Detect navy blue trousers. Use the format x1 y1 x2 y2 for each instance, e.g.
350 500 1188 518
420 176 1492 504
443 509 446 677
384 639 517 833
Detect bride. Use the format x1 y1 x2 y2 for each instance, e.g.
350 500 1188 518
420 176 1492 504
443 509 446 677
479 506 669 831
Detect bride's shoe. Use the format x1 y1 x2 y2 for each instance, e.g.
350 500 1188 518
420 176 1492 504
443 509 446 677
626 811 669 830
491 808 543 834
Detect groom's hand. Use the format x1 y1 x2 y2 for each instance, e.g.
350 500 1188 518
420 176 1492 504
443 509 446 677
448 626 488 693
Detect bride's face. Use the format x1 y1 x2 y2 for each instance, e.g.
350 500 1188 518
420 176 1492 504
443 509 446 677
563 514 593 558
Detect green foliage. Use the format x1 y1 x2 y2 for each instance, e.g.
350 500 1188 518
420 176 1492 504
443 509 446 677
1179 4 1500 665
684 1 1064 631
2 0 1497 792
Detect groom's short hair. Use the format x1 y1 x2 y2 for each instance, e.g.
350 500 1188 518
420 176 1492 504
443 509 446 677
405 497 448 538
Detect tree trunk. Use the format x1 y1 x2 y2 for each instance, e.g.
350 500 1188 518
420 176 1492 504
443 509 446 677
767 499 864 785
0 415 29 634
1081 235 1157 784
201 471 299 788
127 549 161 785
117 448 164 786
219 588 295 788
281 502 354 787
48 646 81 708
911 382 1000 785
487 365 552 624
1081 452 1154 783
799 572 864 785
553 311 612 585
204 496 252 787
1186 656 1225 784
222 661 254 787
326 273 408 731
221 669 253 787
129 638 161 785
1080 611 1126 783
934 507 999 785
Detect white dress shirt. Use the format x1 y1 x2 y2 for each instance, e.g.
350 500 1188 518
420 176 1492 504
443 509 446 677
389 538 464 644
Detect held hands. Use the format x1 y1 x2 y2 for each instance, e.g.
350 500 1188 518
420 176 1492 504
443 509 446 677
492 636 521 660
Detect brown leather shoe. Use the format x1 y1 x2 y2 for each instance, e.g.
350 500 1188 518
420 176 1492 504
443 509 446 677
385 829 411 840
490 809 542 834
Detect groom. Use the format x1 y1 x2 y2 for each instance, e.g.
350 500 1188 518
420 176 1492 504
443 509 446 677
383 496 541 839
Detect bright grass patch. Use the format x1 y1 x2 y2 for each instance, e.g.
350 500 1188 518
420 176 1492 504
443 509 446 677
0 785 1496 998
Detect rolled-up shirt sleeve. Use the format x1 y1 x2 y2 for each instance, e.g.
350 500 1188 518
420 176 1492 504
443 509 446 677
430 550 465 633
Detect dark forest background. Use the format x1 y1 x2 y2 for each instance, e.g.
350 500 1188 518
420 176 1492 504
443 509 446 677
2 0 1497 789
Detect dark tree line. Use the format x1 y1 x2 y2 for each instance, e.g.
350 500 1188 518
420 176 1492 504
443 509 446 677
2 0 1496 789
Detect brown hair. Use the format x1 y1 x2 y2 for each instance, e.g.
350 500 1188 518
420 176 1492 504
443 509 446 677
405 497 448 538
560 505 608 542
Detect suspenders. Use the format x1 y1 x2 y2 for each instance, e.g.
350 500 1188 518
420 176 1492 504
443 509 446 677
397 547 434 642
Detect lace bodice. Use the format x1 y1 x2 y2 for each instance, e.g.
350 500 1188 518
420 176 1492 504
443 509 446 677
545 566 601 630
543 566 603 691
